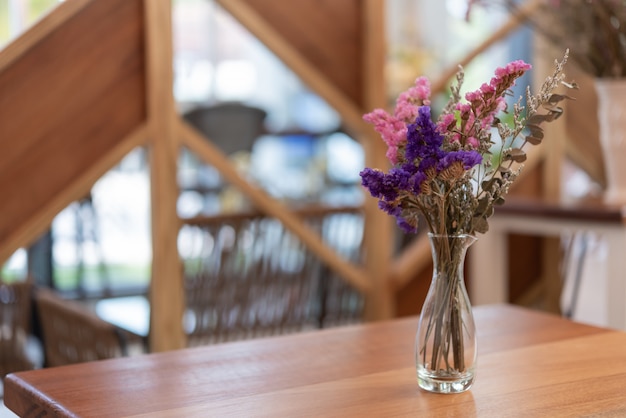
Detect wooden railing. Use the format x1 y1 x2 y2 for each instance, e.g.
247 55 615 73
180 205 365 346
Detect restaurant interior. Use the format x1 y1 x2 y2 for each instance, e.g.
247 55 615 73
0 0 624 415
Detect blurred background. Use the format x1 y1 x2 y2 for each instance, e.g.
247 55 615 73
0 0 538 296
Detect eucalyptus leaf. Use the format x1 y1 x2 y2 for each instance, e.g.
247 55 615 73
505 148 527 162
526 124 544 138
542 104 563 113
481 177 503 192
549 109 564 120
561 81 579 90
547 93 576 104
472 216 489 234
525 135 543 145
476 196 490 212
527 113 555 125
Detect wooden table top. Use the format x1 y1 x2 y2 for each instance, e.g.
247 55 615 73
5 304 626 417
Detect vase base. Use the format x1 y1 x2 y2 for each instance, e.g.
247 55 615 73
417 368 474 394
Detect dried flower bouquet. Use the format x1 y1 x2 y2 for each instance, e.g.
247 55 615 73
359 51 576 392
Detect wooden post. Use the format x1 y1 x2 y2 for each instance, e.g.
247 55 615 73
145 0 185 351
535 35 566 314
361 0 395 321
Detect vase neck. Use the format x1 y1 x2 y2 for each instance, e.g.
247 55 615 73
427 233 477 276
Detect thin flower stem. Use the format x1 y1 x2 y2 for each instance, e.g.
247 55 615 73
422 235 472 375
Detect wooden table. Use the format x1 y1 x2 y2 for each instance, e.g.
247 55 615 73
5 304 626 417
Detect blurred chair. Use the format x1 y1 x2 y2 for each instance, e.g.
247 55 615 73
181 102 268 214
182 102 267 156
35 288 127 367
180 205 365 346
0 280 35 378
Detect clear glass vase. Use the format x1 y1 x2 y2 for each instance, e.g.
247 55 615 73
415 233 477 394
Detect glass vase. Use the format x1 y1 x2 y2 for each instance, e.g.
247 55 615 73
415 233 477 394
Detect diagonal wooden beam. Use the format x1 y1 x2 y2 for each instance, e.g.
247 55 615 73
0 0 92 73
179 118 372 294
0 122 150 264
390 234 431 290
0 0 146 265
218 0 392 319
430 0 542 95
215 0 371 141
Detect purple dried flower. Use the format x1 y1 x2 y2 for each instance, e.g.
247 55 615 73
439 150 483 171
396 217 418 234
359 168 398 201
405 107 444 162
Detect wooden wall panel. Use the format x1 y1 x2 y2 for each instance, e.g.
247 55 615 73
0 0 146 253
241 0 364 107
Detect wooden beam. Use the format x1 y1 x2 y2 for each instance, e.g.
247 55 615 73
0 0 146 264
563 66 605 187
237 0 364 106
0 123 149 264
179 120 371 294
0 0 92 73
430 0 542 95
215 0 371 140
535 35 566 315
534 37 566 200
390 234 431 290
145 0 185 352
360 0 395 321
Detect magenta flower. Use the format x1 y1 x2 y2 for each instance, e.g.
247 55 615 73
363 76 433 164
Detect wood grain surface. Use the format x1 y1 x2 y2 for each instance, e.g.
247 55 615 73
0 0 146 261
5 304 621 417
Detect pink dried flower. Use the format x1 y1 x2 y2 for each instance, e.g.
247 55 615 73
363 109 405 146
363 108 407 163
395 92 421 121
437 113 457 133
495 60 532 78
449 132 462 144
386 146 399 164
466 136 479 148
413 76 432 103
490 60 532 96
394 76 432 121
